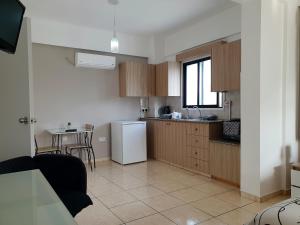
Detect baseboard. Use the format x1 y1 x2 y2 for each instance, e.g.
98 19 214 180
94 157 111 162
241 190 286 202
83 157 110 164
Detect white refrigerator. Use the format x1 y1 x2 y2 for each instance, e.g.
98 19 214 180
111 121 147 165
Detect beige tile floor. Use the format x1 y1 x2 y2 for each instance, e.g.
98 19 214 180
76 160 289 225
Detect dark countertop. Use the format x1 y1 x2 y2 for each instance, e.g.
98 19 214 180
141 117 223 124
210 138 240 146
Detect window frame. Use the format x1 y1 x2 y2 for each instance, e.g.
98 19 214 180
182 57 222 109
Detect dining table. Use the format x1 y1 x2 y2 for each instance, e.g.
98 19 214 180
0 169 77 225
47 127 92 151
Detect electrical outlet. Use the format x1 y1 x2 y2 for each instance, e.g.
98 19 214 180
98 137 107 143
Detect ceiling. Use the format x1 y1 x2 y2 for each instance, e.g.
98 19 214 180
22 0 238 36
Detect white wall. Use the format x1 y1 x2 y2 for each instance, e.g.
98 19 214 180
163 5 241 58
239 0 261 196
281 0 299 191
259 0 284 196
241 0 299 198
30 18 152 58
32 44 147 159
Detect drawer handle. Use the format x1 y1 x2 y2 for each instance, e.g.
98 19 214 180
194 152 198 155
195 163 198 167
195 140 198 143
195 128 198 131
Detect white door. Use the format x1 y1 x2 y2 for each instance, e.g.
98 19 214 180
0 18 35 161
123 123 147 164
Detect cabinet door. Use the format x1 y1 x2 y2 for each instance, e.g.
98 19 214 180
211 44 227 92
119 62 149 97
227 40 241 91
146 120 154 159
155 62 168 96
126 62 145 96
147 64 156 96
156 62 180 97
175 122 186 166
168 62 181 96
210 142 240 185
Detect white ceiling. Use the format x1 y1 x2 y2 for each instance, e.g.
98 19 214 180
22 0 238 36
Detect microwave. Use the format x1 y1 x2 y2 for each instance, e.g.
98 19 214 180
223 119 240 142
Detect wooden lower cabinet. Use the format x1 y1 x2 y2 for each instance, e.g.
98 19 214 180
146 120 240 182
210 141 240 186
147 120 212 176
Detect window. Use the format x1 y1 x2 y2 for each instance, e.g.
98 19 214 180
183 57 222 108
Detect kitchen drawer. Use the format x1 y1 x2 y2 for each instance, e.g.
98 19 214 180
187 124 200 136
188 136 202 147
187 123 209 136
190 147 209 161
190 158 210 174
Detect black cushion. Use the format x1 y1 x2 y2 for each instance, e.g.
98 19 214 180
34 154 87 193
57 190 93 217
0 154 92 217
0 156 35 175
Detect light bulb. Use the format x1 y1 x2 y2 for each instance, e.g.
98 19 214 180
111 36 119 53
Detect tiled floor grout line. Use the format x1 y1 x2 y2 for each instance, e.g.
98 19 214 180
84 161 276 225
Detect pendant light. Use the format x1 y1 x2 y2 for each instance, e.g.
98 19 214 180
109 0 119 53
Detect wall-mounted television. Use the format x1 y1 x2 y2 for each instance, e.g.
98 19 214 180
0 0 26 54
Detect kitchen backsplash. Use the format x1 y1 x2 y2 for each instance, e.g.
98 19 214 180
147 91 240 120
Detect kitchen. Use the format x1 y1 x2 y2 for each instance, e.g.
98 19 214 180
117 39 241 186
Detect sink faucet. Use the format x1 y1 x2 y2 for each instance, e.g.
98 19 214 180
185 108 190 119
193 106 202 118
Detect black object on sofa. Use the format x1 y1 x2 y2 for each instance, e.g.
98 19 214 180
0 154 93 217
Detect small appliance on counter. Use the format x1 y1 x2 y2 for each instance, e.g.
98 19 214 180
223 119 240 142
158 106 172 119
171 111 182 120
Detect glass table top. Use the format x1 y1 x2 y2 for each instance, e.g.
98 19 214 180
0 169 77 225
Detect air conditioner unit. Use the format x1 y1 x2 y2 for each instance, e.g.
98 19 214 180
75 52 116 70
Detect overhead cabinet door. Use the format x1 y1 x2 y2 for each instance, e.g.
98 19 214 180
119 62 155 97
211 40 241 92
155 62 180 96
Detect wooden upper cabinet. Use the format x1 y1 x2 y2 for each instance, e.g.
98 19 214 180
155 62 181 97
211 40 241 92
211 44 227 92
119 62 156 97
227 40 241 91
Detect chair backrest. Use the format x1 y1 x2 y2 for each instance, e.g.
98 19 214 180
84 124 94 146
34 136 39 155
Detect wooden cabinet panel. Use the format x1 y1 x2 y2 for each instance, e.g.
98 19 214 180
146 120 216 176
227 40 241 91
146 120 154 159
155 62 168 96
211 40 241 92
190 158 210 174
119 62 155 97
147 64 156 96
210 142 240 186
211 44 227 92
156 62 180 96
187 123 201 136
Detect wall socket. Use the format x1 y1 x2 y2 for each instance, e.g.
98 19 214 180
98 137 107 143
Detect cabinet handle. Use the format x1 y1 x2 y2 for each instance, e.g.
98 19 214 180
195 128 198 131
195 140 198 143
